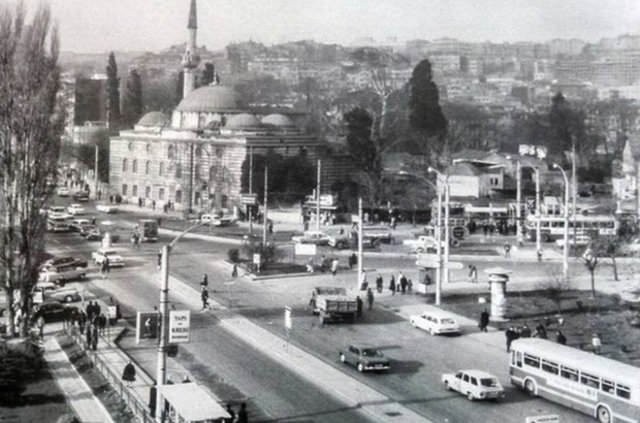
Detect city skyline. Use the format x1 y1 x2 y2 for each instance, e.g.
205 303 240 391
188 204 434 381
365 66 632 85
19 0 640 53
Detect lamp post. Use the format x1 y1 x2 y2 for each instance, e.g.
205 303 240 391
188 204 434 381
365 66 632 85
94 145 99 200
535 167 541 254
156 221 206 419
316 159 321 232
516 159 522 246
357 197 363 292
429 167 449 288
553 163 570 281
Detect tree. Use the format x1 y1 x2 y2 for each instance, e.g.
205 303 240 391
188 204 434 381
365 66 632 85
582 247 598 299
59 128 110 183
200 62 214 86
0 3 64 337
175 70 184 104
121 68 143 128
106 52 120 129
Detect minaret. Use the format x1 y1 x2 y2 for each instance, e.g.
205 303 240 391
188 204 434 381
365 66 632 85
182 0 200 98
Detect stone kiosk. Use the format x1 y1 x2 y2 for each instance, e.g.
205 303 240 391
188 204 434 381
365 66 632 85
484 267 512 322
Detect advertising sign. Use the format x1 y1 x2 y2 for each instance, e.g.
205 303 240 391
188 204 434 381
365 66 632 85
452 226 465 239
107 305 118 319
294 243 317 256
136 311 160 344
168 310 191 344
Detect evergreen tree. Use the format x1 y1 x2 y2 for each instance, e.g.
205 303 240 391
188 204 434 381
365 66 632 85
106 52 120 129
121 69 143 128
176 70 184 104
408 59 447 140
201 62 214 86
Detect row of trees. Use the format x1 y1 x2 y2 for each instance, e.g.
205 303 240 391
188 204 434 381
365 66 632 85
0 3 64 337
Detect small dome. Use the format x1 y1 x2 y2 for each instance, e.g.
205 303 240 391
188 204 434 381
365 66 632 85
225 113 261 129
137 111 169 127
176 85 244 113
261 113 295 127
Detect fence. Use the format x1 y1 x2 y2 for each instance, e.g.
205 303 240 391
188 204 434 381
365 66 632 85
65 326 156 423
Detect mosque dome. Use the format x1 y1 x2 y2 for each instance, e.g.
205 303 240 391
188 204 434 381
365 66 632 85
225 113 261 129
176 85 244 113
261 113 295 127
137 111 169 127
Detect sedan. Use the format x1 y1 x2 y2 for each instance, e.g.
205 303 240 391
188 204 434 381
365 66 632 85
339 344 390 372
92 248 125 267
32 300 77 323
48 206 71 220
33 284 81 303
96 204 118 213
555 234 590 248
57 187 70 197
291 231 331 245
69 218 91 232
442 370 504 401
67 203 85 215
41 256 88 269
410 311 460 335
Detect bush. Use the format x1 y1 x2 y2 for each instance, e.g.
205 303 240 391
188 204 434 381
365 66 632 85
0 341 44 403
227 248 240 263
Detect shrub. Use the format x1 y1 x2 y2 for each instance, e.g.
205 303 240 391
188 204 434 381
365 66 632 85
227 248 240 263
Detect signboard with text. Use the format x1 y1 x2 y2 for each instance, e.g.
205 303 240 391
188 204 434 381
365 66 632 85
168 310 191 344
294 243 317 256
284 306 292 331
136 311 160 344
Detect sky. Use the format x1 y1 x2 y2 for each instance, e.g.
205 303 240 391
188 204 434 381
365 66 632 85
17 0 640 53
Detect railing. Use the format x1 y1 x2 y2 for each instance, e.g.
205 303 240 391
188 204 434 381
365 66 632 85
65 326 156 423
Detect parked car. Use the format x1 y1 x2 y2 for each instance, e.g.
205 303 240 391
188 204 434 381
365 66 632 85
410 310 461 335
33 283 81 303
96 203 118 213
338 344 390 372
442 369 505 401
291 230 331 245
92 248 125 267
67 203 86 215
69 218 91 232
47 216 71 232
57 187 70 197
38 265 86 284
327 232 351 249
32 300 77 323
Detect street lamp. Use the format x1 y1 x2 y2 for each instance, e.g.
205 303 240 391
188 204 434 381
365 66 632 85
505 155 523 246
156 220 206 419
429 167 449 294
553 163 570 281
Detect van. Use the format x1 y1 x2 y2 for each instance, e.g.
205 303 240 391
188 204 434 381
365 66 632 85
47 216 70 232
410 310 461 335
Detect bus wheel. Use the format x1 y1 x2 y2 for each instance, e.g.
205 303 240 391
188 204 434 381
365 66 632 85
596 406 611 423
524 379 536 396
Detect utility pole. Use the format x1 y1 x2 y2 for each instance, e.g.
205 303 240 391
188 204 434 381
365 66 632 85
249 147 253 235
554 163 570 281
262 165 268 246
535 167 541 254
94 145 99 200
316 159 321 232
357 197 363 292
516 159 522 246
435 184 442 305
156 244 170 419
443 177 450 285
572 143 577 257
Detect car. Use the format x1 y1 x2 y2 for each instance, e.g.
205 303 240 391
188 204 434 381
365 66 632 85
327 232 351 249
96 203 118 213
72 191 89 202
92 248 125 267
410 310 461 335
47 217 71 232
83 226 102 241
57 187 70 197
338 344 390 372
442 370 505 401
48 206 72 219
41 256 88 269
362 226 394 244
200 213 236 227
555 234 591 248
33 283 81 303
32 300 77 323
67 203 86 215
69 218 91 232
38 265 86 284
291 230 331 245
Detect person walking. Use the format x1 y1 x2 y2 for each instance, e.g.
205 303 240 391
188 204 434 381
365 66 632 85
122 361 136 387
356 296 363 317
86 322 93 348
98 313 107 336
389 275 396 296
91 324 98 350
348 252 357 270
375 274 383 293
237 402 248 423
359 270 368 290
200 273 208 288
330 258 339 276
468 264 478 283
504 243 511 258
592 333 602 354
366 288 374 310
36 315 45 340
101 256 110 279
505 327 516 352
478 309 489 332
232 264 238 278
556 330 567 345
399 272 408 294
201 287 210 310
224 404 235 423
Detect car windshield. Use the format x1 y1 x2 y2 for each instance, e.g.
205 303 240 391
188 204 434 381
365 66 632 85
480 378 499 387
441 318 456 325
361 348 382 357
104 251 118 256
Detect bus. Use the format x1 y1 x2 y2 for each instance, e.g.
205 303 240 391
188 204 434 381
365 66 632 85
139 219 158 242
510 338 640 423
524 214 618 243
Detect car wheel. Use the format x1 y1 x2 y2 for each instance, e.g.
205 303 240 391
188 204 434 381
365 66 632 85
542 233 551 243
64 295 73 303
444 380 451 391
597 405 611 423
524 379 536 396
357 362 364 373
339 353 346 363
416 247 424 254
467 392 474 401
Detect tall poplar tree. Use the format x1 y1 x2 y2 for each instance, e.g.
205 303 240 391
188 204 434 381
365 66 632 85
106 52 120 129
121 68 143 128
0 3 64 337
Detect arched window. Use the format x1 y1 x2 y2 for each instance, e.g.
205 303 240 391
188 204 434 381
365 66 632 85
175 163 182 178
132 159 138 173
145 161 151 175
167 145 175 159
159 162 165 176
122 158 128 172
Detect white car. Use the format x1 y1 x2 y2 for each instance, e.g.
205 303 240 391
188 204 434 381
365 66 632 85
442 369 505 401
57 187 70 197
91 248 125 267
48 206 71 219
67 203 85 215
38 266 86 284
555 234 590 248
291 230 331 245
410 310 460 335
201 213 235 227
33 282 81 303
96 203 118 213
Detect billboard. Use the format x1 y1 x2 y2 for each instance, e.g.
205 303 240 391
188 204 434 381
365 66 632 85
168 310 191 344
136 311 160 344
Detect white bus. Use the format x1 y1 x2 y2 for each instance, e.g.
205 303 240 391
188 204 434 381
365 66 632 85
524 214 618 243
510 338 640 423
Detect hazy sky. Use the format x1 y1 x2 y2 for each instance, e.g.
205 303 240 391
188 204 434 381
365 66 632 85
19 0 640 53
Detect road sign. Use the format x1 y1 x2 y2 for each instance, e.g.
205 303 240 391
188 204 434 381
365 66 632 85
452 226 465 239
253 253 261 265
241 193 257 205
525 415 559 423
284 306 292 330
136 311 160 343
168 310 191 344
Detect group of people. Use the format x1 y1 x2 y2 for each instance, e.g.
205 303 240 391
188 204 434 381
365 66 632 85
223 402 249 423
504 322 567 352
83 301 108 351
385 272 412 295
355 288 376 316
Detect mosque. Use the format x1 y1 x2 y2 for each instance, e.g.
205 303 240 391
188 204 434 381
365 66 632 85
108 0 329 213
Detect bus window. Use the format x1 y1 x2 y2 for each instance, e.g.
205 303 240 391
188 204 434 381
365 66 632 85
524 354 539 368
602 379 615 394
580 372 600 389
560 365 578 381
541 221 550 228
541 359 559 375
616 384 631 400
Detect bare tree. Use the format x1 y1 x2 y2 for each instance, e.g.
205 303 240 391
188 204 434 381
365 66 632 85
0 3 64 337
538 269 571 314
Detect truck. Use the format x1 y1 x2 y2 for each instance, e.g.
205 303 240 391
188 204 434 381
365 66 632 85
309 287 358 324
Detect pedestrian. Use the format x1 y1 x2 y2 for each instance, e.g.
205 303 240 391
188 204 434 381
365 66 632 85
468 264 478 283
201 273 208 288
86 322 93 348
389 275 396 296
98 313 107 335
537 249 543 262
534 322 547 339
122 361 136 387
356 296 363 317
225 404 236 423
237 402 248 423
201 287 210 310
152 200 156 210
79 311 87 335
592 333 602 354
478 309 489 332
149 383 157 417
232 264 238 278
91 217 96 225
268 220 273 234
375 274 383 293
330 258 339 276
399 272 407 294
366 288 374 310
348 252 357 270
36 315 45 340
359 270 368 290
504 243 511 258
91 324 98 350
505 327 516 352
520 323 532 338
556 330 567 345
102 257 110 279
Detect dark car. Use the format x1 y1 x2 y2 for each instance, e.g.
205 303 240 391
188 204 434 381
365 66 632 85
339 344 390 372
32 300 77 323
41 256 88 269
